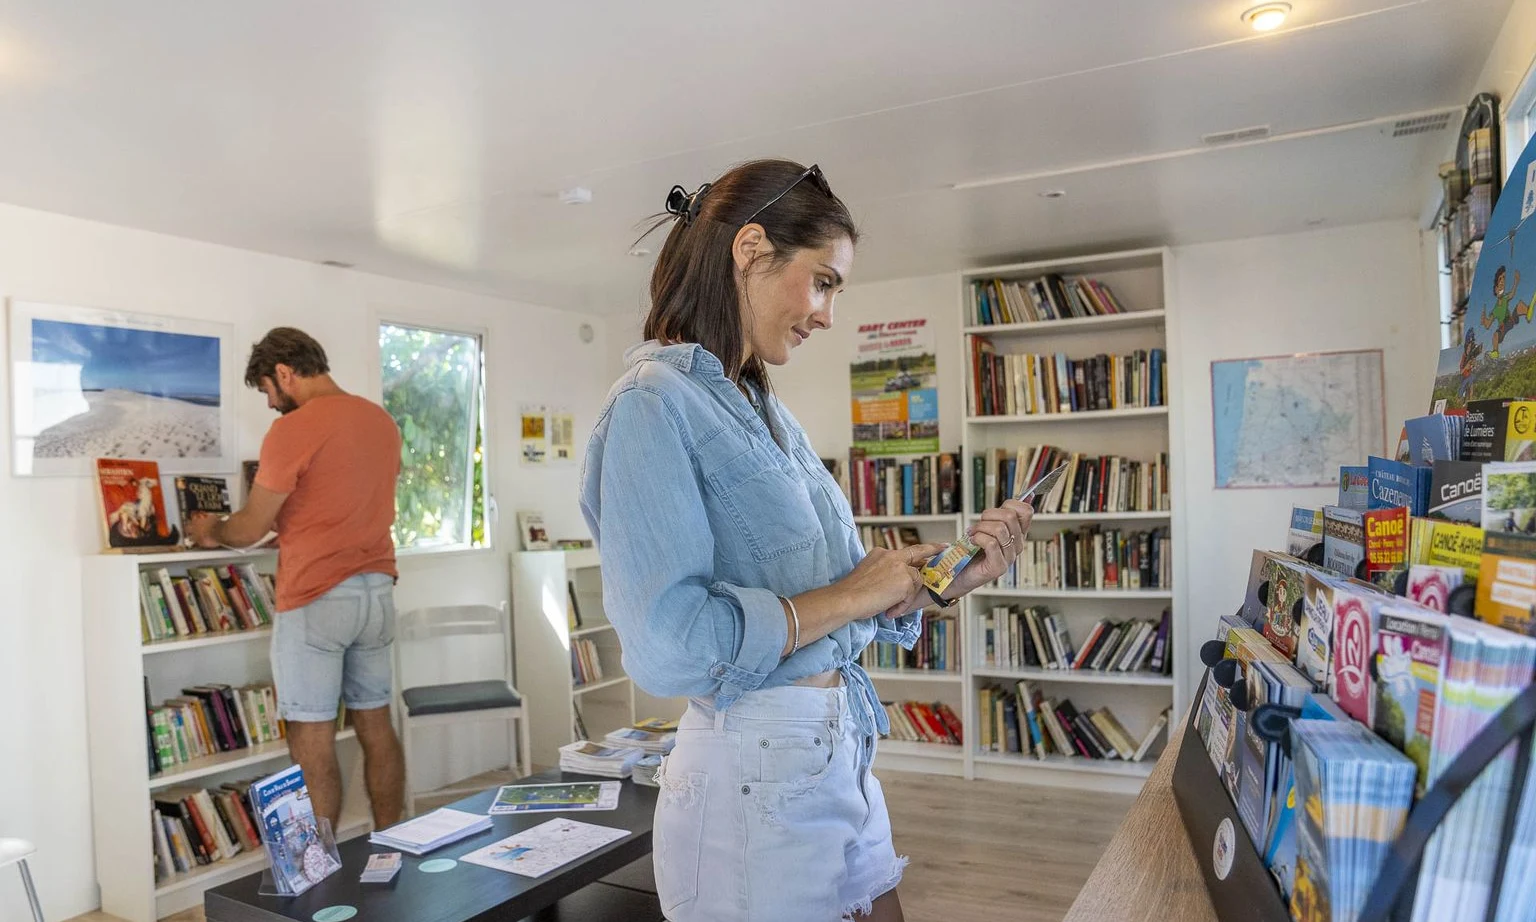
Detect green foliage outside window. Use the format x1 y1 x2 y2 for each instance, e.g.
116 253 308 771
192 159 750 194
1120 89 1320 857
379 323 488 550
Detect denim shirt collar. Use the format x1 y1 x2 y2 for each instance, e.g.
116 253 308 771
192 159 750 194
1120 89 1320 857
625 339 727 380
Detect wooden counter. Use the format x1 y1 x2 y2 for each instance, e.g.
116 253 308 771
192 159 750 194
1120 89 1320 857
1063 723 1219 922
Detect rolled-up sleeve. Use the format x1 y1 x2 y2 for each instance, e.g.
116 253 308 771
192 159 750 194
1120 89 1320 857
579 385 788 703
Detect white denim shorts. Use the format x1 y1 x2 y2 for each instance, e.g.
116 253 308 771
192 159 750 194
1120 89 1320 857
653 683 906 922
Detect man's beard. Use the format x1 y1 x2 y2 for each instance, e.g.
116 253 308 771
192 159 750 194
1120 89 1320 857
274 391 299 415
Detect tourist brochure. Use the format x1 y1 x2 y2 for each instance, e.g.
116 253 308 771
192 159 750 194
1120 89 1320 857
459 818 629 879
488 781 622 814
921 462 1068 597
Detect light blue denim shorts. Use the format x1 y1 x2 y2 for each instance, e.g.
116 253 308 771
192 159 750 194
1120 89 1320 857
653 683 906 921
270 572 396 722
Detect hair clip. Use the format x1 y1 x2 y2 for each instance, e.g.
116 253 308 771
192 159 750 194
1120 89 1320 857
664 183 711 226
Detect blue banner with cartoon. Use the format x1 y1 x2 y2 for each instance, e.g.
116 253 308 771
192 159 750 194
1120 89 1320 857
1433 132 1536 410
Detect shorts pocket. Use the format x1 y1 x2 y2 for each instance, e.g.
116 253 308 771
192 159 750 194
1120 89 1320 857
752 725 835 786
302 598 362 652
654 759 708 916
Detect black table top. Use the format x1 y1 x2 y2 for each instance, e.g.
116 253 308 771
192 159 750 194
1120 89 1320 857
205 771 657 922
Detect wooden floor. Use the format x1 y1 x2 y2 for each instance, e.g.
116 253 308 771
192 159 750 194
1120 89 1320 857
69 768 1133 922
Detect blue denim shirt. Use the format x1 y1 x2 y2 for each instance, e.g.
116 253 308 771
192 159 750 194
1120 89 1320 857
579 340 922 736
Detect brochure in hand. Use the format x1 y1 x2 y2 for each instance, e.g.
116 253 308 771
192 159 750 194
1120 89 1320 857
921 462 1068 598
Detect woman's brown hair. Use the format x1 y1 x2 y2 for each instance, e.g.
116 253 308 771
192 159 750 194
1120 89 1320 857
643 159 858 440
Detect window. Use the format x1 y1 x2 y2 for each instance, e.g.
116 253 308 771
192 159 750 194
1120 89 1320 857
1508 56 1536 177
379 322 489 551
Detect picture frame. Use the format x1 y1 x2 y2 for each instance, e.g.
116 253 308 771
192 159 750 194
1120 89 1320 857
7 299 237 476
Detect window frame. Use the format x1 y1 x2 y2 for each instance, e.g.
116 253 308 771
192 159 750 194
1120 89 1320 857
1505 54 1536 179
373 314 494 558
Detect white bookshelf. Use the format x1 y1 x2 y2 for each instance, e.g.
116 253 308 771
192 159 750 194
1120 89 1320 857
510 549 685 769
956 247 1187 795
83 550 370 922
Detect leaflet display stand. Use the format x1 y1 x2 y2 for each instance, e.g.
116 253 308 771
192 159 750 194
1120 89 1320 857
1172 667 1536 922
1170 674 1290 922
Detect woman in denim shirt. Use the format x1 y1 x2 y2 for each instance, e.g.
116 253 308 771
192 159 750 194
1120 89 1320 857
580 159 1033 922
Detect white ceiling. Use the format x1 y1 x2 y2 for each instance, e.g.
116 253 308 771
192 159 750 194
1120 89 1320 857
0 0 1514 315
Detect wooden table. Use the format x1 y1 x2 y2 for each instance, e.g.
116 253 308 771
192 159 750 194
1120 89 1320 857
1063 724 1219 922
205 771 659 922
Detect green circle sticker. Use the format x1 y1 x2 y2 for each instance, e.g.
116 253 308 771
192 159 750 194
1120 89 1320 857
419 858 457 873
313 907 358 922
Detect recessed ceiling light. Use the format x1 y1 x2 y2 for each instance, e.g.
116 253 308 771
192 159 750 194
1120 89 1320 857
559 187 593 205
1039 190 1067 199
1242 2 1291 31
627 246 651 258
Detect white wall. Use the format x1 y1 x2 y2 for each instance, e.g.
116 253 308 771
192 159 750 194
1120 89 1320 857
771 220 1437 711
0 202 612 921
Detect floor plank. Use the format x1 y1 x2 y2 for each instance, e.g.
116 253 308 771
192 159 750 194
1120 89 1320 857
68 767 1134 922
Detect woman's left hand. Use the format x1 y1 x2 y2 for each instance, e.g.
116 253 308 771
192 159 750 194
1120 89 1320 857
941 499 1035 601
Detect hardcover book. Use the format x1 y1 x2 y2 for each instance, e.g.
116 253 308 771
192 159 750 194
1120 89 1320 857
95 458 180 551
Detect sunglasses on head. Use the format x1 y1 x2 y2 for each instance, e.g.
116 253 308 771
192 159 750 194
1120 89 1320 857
741 164 833 227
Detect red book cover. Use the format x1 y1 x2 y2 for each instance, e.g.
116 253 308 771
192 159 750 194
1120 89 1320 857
95 458 180 551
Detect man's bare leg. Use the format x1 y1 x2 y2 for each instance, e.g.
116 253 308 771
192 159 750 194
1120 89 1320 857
286 720 342 827
350 705 405 828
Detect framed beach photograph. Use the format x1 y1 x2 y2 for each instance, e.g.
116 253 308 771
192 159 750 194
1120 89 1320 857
7 300 237 476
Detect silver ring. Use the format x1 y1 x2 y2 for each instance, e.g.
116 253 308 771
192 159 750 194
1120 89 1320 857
1000 534 1014 549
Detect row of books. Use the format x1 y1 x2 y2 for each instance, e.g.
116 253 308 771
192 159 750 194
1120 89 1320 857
858 524 925 552
148 681 286 775
140 563 276 643
968 341 1166 418
861 611 959 673
990 526 1171 592
974 445 1170 515
571 639 605 687
978 680 1168 761
980 606 1171 675
966 274 1129 327
881 700 963 746
845 450 962 517
151 776 265 879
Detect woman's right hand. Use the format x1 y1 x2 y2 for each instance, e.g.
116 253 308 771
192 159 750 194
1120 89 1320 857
834 543 946 619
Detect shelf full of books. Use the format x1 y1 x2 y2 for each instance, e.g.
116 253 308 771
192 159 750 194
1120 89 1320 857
84 550 370 922
846 449 963 517
967 342 1166 419
861 609 960 674
974 444 1170 517
957 247 1184 791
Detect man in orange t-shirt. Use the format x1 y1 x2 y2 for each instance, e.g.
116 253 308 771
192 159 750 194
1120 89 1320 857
185 327 405 829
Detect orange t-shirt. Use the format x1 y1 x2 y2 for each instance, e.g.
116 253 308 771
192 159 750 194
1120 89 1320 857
256 393 401 611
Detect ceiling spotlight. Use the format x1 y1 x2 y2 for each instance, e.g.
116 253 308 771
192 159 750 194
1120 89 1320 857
1039 190 1067 199
559 187 593 205
627 246 651 258
1242 3 1291 32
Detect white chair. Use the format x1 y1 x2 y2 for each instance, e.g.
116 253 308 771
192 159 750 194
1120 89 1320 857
393 603 532 817
0 838 44 922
